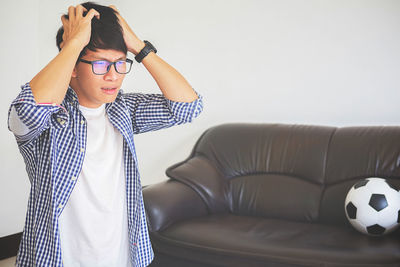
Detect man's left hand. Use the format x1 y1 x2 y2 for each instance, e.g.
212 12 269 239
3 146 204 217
109 5 145 55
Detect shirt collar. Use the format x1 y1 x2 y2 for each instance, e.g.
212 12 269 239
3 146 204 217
106 89 125 112
65 86 79 105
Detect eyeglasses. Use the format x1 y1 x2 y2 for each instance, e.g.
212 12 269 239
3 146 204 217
79 58 133 75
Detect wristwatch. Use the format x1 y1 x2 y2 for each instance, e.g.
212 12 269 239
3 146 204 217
135 40 157 63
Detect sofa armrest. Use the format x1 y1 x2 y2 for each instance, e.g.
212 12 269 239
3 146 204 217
166 155 230 213
143 180 208 232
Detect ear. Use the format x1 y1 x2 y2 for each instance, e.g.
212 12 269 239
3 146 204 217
71 65 78 78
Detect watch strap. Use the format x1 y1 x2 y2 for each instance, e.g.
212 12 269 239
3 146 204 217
135 40 157 63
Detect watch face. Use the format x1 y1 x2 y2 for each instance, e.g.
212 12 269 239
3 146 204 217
145 41 156 53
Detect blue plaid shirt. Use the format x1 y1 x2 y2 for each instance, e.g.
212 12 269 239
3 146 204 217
8 83 203 267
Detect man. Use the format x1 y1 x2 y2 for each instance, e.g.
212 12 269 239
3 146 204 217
7 2 203 266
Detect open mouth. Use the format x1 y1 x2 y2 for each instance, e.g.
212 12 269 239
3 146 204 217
101 87 118 95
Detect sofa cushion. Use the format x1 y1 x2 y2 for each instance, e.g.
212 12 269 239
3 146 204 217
150 214 400 267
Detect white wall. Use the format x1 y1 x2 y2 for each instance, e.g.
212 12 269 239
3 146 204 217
1 0 399 237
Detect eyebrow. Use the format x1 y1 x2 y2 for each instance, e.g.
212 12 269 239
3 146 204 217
91 56 127 61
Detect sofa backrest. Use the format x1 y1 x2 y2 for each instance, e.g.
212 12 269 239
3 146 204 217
166 123 400 225
320 126 400 225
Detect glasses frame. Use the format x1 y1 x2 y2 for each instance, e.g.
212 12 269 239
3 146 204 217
79 58 133 75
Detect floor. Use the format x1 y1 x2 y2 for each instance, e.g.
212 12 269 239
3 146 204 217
0 257 16 267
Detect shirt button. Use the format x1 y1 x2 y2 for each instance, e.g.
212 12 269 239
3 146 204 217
57 118 66 125
58 204 63 209
52 103 57 106
71 176 77 181
81 120 85 125
80 147 85 153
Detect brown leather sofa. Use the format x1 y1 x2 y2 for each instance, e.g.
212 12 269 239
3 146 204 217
143 123 400 267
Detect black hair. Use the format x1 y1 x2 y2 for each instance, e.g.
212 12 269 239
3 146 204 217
56 2 127 59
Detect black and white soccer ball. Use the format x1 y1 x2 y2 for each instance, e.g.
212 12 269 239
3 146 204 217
344 177 400 236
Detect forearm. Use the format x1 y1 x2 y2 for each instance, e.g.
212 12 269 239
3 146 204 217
129 40 197 103
141 51 198 102
30 40 82 105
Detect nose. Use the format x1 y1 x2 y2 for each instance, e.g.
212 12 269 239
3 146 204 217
103 63 119 81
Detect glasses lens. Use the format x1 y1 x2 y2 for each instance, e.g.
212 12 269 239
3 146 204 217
116 60 133 74
115 61 127 73
92 61 110 75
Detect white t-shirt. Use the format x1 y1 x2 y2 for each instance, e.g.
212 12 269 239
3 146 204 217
58 104 131 267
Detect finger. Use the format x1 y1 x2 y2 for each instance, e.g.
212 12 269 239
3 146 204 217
109 5 118 13
85 8 100 20
109 5 123 21
60 15 67 25
61 15 67 30
68 6 75 21
75 4 86 18
61 15 70 31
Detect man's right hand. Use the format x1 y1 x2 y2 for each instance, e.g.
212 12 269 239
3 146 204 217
60 5 100 50
29 5 99 105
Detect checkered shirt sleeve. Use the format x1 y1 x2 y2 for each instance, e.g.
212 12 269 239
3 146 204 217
8 83 67 144
124 91 203 134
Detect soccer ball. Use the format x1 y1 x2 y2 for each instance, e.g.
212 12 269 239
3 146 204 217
344 177 400 236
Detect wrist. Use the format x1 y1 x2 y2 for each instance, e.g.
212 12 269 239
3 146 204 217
61 38 85 54
130 40 146 55
61 40 85 59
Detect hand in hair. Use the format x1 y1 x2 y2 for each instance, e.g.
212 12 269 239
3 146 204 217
109 5 145 55
60 5 100 50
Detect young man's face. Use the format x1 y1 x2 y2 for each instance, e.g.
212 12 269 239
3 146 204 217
70 49 127 108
